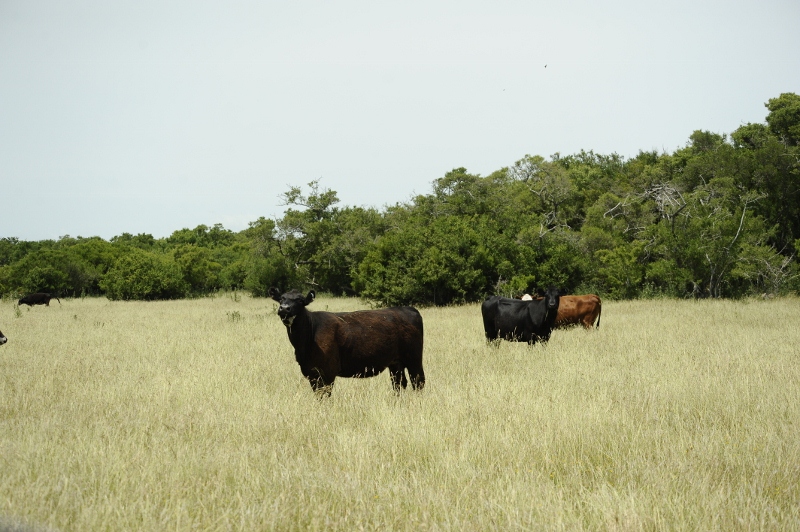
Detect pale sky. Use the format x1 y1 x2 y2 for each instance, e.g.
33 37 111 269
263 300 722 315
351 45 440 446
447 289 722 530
2 0 799 241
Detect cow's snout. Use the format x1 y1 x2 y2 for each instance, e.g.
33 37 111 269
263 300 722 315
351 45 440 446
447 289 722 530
278 305 296 325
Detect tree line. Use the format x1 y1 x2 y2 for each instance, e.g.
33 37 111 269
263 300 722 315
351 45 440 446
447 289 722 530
2 93 799 306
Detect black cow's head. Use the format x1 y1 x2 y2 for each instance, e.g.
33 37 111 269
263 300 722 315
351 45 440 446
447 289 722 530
0 329 6 345
541 287 561 311
269 288 315 326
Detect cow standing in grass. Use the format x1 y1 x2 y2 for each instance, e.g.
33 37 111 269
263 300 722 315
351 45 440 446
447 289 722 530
18 293 60 306
554 294 602 329
481 287 562 345
269 288 425 397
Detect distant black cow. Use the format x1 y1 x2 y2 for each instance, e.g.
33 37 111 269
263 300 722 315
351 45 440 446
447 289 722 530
481 287 562 345
0 329 6 346
269 287 425 397
18 293 60 306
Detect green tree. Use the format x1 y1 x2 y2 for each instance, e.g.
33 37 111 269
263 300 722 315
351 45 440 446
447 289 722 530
732 113 800 253
356 214 511 306
268 180 388 294
650 178 766 298
100 249 187 300
173 245 222 294
509 155 580 229
731 242 799 296
595 241 646 299
242 217 294 296
765 92 800 146
110 232 161 251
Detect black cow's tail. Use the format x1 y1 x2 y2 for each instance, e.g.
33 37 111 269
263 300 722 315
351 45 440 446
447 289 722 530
595 303 601 329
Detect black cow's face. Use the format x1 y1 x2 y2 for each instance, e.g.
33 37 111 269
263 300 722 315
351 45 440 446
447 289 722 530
0 330 6 345
543 287 561 310
269 288 315 326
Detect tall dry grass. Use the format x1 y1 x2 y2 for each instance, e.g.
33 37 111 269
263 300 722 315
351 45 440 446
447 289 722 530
0 294 798 530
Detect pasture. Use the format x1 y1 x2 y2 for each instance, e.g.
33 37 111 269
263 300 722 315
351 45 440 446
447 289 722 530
1 294 799 531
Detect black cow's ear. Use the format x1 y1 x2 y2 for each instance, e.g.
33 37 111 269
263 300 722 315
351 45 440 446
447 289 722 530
306 291 316 305
268 287 282 302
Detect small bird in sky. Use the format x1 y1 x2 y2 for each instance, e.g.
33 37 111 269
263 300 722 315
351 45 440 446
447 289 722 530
544 64 547 68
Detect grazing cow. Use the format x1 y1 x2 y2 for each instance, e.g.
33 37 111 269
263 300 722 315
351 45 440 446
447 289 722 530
18 293 60 307
554 294 602 329
481 287 562 345
269 287 425 397
0 329 6 345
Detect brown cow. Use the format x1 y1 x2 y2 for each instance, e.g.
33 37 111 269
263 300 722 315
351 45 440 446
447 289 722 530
529 293 602 329
555 294 602 329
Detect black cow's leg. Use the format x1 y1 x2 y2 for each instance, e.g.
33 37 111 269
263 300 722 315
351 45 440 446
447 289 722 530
389 365 407 392
307 369 333 398
310 378 333 398
528 332 551 345
406 362 425 391
485 326 505 346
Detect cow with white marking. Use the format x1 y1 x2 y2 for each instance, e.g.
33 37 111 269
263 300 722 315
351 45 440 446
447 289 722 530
481 287 562 345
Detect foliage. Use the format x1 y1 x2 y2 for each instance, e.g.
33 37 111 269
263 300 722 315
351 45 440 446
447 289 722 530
241 217 295 297
100 249 187 301
172 245 222 294
355 214 499 306
1 93 799 303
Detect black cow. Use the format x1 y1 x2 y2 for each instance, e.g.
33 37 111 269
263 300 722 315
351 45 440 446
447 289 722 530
269 287 425 397
0 329 6 346
481 287 562 344
18 293 60 306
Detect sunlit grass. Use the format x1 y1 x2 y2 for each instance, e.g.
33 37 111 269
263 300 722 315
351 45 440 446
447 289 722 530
1 294 799 530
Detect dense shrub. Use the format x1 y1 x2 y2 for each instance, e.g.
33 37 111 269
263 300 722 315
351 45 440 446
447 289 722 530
100 250 187 300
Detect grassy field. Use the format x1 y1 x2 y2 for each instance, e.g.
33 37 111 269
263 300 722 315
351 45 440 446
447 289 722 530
1 293 799 531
